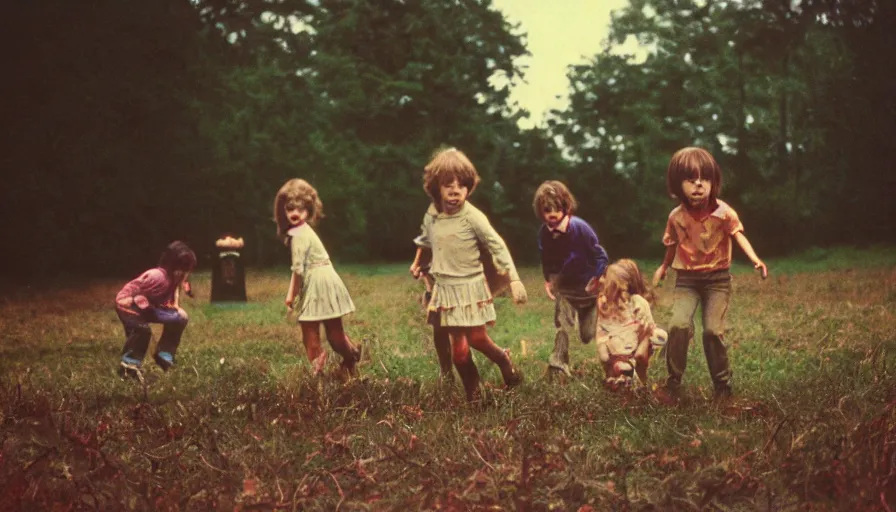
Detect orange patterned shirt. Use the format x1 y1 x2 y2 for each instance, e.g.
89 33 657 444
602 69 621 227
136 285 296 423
662 200 744 272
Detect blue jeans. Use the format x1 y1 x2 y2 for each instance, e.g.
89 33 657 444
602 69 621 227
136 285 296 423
116 305 188 365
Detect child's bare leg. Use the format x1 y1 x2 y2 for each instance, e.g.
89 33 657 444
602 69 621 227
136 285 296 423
448 328 480 400
468 326 521 386
433 325 453 379
300 321 327 373
634 341 652 385
323 318 361 374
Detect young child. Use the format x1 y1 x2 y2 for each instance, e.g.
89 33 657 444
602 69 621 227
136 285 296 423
411 235 507 383
115 241 196 379
653 147 767 402
589 259 667 390
410 147 527 401
534 180 609 378
274 179 361 377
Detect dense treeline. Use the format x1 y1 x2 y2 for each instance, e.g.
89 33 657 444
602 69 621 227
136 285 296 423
2 0 892 277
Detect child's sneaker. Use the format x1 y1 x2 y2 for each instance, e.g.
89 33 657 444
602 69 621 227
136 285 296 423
547 353 572 378
118 361 144 383
153 352 175 372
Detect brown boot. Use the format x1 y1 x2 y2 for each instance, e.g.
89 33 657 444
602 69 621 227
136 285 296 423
455 358 481 401
502 349 523 388
340 343 363 377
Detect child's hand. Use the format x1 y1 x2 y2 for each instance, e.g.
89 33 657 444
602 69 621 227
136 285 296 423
134 295 150 309
755 260 768 279
585 276 599 294
511 280 528 305
409 263 422 279
285 296 295 310
652 266 667 287
543 280 555 300
117 297 134 308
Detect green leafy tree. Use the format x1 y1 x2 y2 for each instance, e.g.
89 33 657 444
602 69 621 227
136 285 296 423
551 0 893 256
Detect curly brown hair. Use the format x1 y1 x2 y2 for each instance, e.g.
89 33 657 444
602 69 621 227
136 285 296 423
422 148 480 211
273 179 324 241
532 180 577 219
666 147 722 205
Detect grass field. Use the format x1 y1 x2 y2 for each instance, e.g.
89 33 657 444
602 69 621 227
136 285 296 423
2 246 895 510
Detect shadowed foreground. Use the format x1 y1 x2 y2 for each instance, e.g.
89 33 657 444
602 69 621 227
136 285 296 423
1 249 895 510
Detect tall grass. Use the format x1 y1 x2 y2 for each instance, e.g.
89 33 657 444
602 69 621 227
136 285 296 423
1 247 895 510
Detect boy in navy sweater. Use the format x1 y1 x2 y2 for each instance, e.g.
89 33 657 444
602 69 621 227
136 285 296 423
535 181 609 378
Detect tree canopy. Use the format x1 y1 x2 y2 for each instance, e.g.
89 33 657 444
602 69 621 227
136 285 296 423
2 0 892 277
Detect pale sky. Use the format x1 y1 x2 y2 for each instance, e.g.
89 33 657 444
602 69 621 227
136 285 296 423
490 0 631 129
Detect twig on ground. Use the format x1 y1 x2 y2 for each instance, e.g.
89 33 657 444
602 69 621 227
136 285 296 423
763 417 789 454
471 443 496 472
199 454 226 473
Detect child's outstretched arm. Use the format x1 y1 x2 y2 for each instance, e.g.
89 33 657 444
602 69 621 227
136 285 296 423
653 245 676 287
733 232 768 279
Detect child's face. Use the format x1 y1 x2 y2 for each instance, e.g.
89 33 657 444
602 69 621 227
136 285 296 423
285 202 309 226
681 176 712 208
541 205 565 228
440 179 469 215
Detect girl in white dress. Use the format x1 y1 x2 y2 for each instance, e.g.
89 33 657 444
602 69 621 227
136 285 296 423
274 179 361 376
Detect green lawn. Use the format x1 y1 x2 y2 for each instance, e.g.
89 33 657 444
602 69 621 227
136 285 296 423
1 247 895 510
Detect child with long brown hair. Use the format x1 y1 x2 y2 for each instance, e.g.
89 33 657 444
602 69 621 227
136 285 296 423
653 147 767 402
274 179 361 377
409 148 527 400
589 259 666 390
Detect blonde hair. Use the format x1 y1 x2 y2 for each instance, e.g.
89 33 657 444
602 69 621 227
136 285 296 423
597 259 654 321
273 179 324 241
422 147 481 211
532 180 577 219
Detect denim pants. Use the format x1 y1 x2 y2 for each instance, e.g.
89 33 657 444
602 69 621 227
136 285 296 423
548 283 597 373
665 269 732 390
116 306 188 365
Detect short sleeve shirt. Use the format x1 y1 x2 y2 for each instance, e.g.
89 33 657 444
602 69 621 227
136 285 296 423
662 200 744 272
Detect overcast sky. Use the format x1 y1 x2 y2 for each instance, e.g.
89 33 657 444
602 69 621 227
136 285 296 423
490 0 630 128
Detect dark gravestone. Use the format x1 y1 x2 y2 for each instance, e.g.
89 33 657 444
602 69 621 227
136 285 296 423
211 234 247 302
